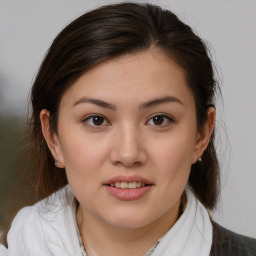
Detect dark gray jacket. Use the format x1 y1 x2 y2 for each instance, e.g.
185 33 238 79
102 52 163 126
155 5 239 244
210 222 256 256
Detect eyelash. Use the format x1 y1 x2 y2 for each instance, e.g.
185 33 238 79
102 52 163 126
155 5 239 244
83 115 109 127
146 114 174 126
82 114 174 127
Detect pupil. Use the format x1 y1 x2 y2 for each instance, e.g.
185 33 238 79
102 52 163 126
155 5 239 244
153 116 164 125
93 116 104 125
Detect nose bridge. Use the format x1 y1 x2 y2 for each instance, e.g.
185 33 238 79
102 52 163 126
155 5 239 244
110 122 146 166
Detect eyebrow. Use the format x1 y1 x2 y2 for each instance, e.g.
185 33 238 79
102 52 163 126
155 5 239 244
73 96 183 110
73 97 117 110
139 96 183 109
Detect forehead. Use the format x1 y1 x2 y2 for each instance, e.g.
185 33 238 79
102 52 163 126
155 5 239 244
59 48 194 108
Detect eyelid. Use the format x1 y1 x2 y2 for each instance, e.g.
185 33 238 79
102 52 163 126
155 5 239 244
82 114 110 127
146 113 174 126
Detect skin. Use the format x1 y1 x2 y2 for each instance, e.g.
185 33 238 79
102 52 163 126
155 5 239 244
41 48 215 256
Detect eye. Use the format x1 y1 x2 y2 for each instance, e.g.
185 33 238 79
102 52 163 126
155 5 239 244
83 115 108 127
147 114 173 126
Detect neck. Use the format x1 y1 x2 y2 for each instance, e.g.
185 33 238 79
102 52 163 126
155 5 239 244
76 199 183 256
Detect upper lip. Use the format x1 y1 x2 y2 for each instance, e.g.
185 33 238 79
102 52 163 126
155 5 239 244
104 175 154 185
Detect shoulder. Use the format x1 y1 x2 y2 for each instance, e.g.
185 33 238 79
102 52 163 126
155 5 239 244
6 186 80 255
8 185 73 230
6 203 56 255
210 221 256 256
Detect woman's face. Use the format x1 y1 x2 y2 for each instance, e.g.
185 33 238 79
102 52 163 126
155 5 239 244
42 48 212 229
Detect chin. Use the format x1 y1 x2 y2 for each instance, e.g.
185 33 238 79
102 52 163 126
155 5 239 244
100 209 158 230
107 217 150 230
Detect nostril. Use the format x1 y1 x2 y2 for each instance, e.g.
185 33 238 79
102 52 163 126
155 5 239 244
114 160 142 167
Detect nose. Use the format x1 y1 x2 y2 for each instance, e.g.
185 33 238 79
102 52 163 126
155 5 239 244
109 124 147 167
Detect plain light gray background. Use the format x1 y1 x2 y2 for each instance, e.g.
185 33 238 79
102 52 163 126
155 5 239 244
0 0 255 238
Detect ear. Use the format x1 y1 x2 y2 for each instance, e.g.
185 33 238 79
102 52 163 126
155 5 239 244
40 109 64 166
192 106 216 163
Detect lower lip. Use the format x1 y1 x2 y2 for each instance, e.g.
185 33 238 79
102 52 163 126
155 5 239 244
104 185 152 200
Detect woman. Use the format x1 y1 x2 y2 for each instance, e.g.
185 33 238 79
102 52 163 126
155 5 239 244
1 2 255 256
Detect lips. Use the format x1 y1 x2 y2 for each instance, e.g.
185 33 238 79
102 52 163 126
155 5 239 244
104 175 153 200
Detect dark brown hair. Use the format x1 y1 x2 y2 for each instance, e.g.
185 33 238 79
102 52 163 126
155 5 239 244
29 2 220 209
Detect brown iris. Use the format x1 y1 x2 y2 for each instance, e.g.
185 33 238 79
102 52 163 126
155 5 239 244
152 115 165 125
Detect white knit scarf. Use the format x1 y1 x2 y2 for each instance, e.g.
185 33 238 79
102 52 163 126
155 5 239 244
151 188 213 256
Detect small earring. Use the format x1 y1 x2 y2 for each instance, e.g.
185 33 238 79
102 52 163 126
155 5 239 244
55 160 64 168
198 156 202 162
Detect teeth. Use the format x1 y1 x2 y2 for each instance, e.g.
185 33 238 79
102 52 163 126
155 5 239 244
128 182 136 189
136 182 141 188
111 181 146 189
115 182 121 188
120 182 128 189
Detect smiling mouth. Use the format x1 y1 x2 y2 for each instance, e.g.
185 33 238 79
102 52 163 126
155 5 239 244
105 181 152 200
108 181 148 189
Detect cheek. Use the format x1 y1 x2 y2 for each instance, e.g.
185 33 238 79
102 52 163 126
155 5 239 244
149 131 196 181
150 139 193 209
152 134 196 163
59 134 109 180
